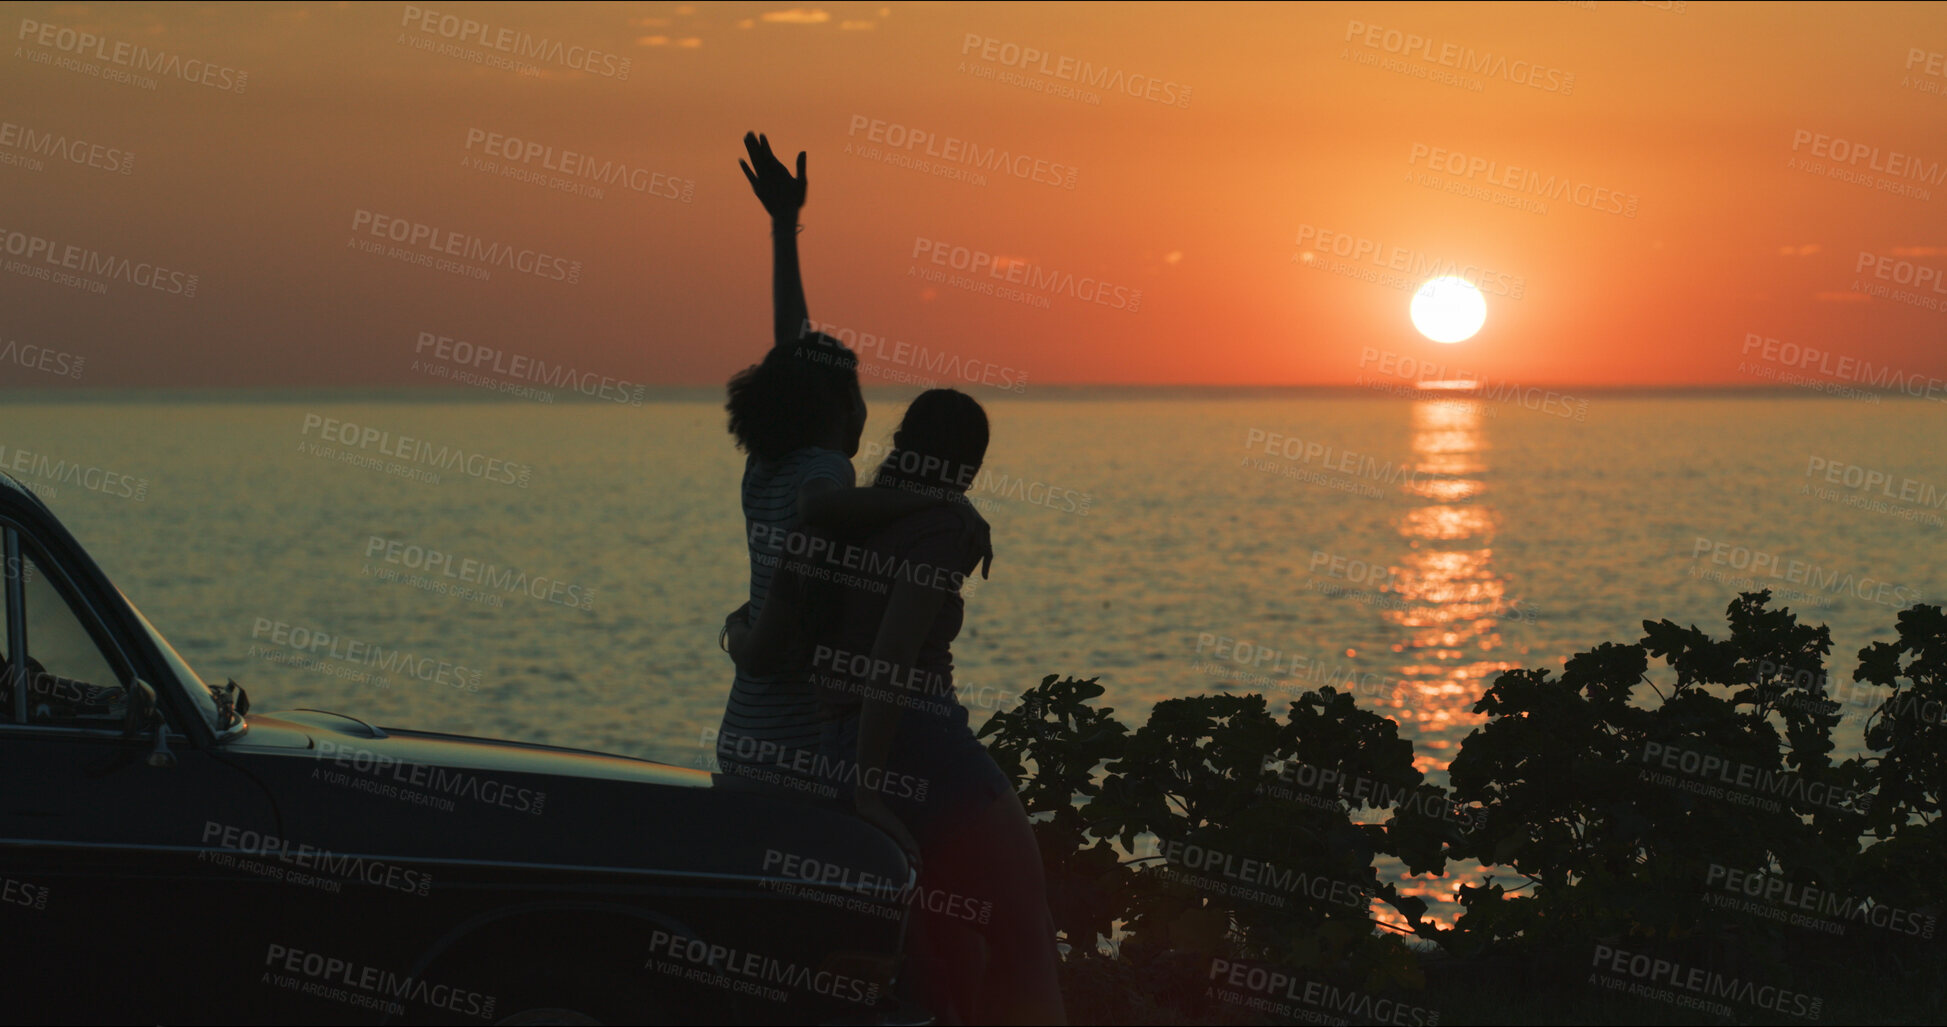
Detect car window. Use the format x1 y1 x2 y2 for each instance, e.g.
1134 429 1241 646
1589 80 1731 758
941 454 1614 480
19 549 128 728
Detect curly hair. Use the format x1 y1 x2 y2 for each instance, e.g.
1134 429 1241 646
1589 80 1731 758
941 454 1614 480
724 332 861 462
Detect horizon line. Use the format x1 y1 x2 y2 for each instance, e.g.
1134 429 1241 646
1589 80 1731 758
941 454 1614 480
0 382 1930 402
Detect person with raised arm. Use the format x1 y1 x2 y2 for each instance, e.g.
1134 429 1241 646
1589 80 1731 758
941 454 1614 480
716 133 987 790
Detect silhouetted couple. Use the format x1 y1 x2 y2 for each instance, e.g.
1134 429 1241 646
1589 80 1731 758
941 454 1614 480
715 133 1065 1025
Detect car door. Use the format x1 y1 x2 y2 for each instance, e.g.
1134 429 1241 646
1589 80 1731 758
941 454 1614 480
0 520 287 1023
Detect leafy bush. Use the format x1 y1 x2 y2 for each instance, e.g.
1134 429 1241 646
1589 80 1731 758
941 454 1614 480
1438 591 1867 960
978 593 1947 1022
980 679 1453 1019
1836 603 1947 934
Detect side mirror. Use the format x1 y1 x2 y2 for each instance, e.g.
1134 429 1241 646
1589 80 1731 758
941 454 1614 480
125 680 175 769
212 679 249 729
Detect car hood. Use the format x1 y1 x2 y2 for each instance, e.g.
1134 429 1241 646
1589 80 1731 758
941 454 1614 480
230 708 709 790
219 708 908 886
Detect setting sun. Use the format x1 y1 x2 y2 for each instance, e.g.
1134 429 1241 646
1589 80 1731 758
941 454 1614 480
1410 276 1488 344
6 5 1947 1021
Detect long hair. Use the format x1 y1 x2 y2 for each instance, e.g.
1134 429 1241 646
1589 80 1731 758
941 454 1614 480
724 333 860 462
871 388 989 496
791 389 991 693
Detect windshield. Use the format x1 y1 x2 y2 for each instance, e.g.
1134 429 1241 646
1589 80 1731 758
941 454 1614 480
123 594 224 734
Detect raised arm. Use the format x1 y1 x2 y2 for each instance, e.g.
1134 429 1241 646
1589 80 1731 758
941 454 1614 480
739 132 810 349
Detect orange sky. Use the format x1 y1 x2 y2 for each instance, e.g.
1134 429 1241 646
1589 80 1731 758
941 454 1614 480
3 1 1945 389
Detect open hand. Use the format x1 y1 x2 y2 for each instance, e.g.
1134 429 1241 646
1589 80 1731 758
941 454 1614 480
739 132 807 221
721 602 751 661
946 499 994 579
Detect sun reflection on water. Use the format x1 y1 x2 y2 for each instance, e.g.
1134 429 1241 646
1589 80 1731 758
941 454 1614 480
1373 399 1522 933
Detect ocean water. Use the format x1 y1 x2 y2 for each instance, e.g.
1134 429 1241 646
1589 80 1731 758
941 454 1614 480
4 392 1940 917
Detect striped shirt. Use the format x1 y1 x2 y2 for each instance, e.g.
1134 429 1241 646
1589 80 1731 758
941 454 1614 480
717 446 854 784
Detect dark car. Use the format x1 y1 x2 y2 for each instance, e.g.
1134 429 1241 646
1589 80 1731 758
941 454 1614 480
0 470 920 1025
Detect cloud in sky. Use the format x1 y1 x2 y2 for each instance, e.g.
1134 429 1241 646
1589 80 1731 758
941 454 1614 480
761 9 831 24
